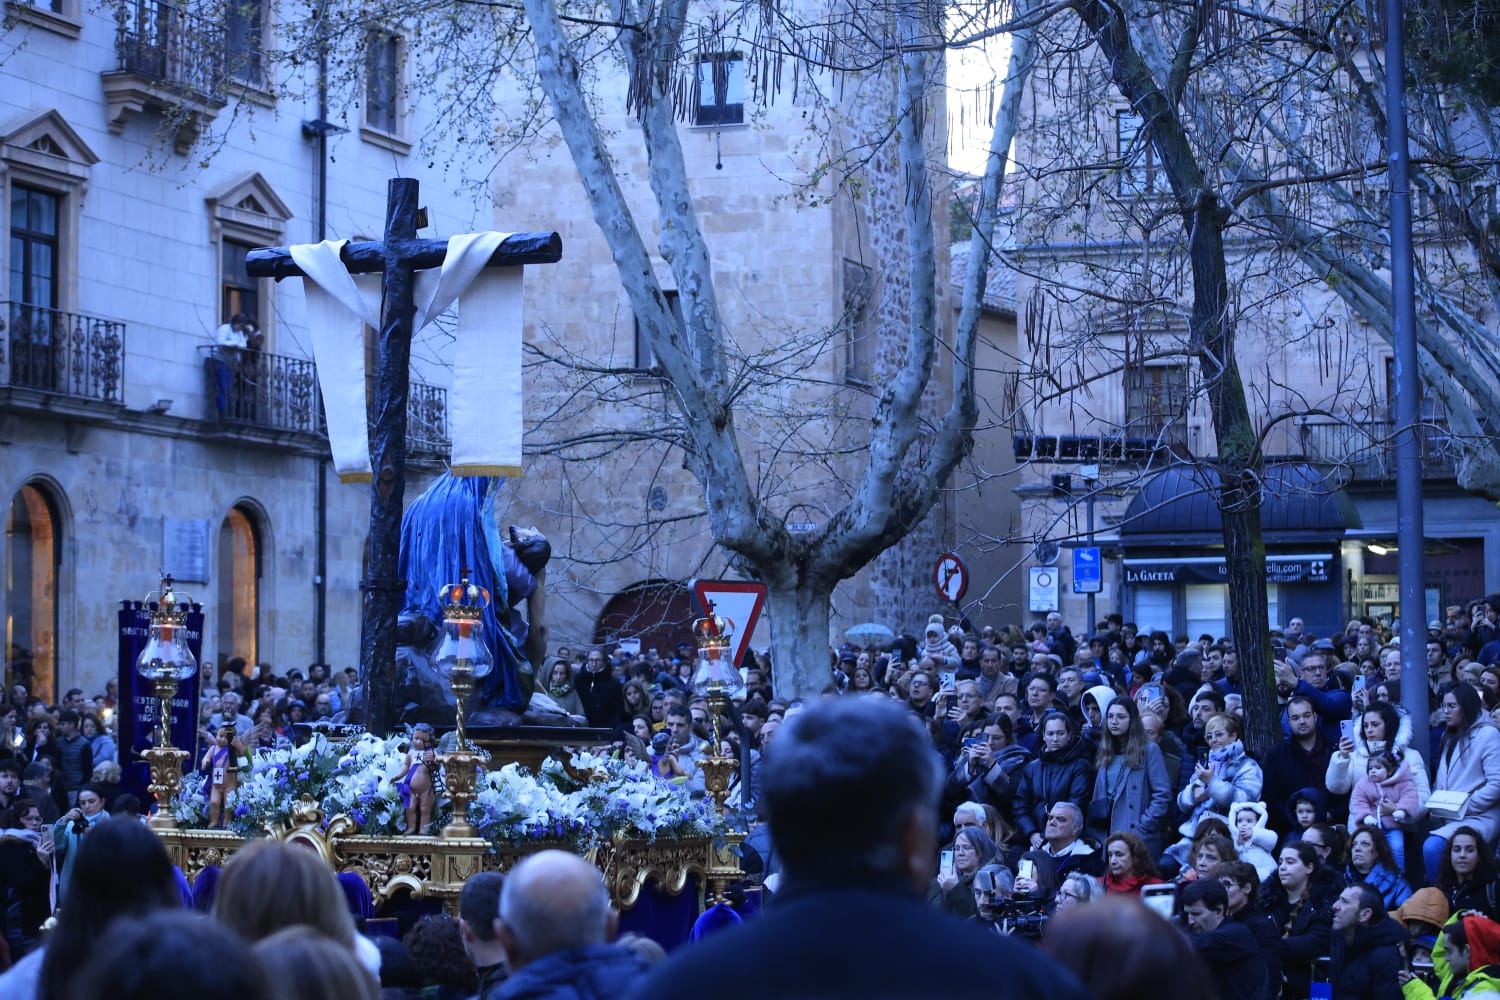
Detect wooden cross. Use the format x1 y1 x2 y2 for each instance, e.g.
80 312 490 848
246 178 562 735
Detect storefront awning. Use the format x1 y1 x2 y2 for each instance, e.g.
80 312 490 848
1119 463 1361 544
1123 553 1334 585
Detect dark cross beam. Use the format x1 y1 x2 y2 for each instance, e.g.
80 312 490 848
246 177 562 735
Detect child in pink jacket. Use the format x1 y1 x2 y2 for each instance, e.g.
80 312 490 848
1351 752 1419 869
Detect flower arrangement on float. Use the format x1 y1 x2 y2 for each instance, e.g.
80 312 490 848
170 734 721 848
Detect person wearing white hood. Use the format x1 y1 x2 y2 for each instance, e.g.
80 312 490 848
922 614 961 671
1325 699 1432 834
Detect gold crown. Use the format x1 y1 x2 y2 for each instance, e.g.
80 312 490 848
441 569 490 622
693 607 735 650
146 574 191 626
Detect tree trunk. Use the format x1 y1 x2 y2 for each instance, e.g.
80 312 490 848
1077 0 1278 757
761 580 834 701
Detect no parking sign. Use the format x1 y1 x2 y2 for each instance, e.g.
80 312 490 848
1029 566 1059 612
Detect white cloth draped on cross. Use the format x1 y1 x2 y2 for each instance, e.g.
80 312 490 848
289 233 525 483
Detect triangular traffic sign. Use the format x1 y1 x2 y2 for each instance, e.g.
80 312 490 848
691 579 768 667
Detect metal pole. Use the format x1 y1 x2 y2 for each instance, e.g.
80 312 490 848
1386 0 1429 731
1086 490 1097 636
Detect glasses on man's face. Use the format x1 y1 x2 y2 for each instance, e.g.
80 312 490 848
1055 889 1082 902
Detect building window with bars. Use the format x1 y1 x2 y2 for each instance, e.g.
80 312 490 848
224 0 265 87
364 30 402 136
694 54 744 127
1124 364 1187 444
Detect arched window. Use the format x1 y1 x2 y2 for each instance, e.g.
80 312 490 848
5 483 60 702
217 505 261 665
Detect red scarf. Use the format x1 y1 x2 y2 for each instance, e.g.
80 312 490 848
1105 871 1165 894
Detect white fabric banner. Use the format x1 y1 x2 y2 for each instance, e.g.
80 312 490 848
290 239 381 482
290 233 523 482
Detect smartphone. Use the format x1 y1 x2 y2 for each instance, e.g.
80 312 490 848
1141 882 1176 920
939 672 956 693
1352 675 1367 694
1017 859 1035 883
961 737 983 751
1339 719 1356 744
1144 683 1162 703
1197 748 1210 767
939 849 955 877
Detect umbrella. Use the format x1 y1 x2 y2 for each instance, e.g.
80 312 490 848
845 622 895 648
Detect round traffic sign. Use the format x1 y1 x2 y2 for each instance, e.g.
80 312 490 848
933 553 969 603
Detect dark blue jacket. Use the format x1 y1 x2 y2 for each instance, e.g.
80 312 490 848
494 943 648 1000
632 873 1090 1000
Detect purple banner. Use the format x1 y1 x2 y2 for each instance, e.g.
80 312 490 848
117 600 204 765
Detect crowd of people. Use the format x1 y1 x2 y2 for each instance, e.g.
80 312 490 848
786 599 1500 1000
8 593 1500 998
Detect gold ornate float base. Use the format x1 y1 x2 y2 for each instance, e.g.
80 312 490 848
153 796 728 916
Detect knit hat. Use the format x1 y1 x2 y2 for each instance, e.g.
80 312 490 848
1464 914 1500 969
1392 888 1450 933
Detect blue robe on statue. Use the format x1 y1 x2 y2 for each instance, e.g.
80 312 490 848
397 475 541 716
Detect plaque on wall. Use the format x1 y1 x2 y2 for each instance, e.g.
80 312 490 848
162 517 211 582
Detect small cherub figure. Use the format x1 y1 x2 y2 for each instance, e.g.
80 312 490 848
201 725 243 829
396 723 437 835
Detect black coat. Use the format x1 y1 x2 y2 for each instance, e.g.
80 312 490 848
1012 736 1094 840
1261 735 1336 835
573 670 622 730
631 874 1092 1000
1231 906 1283 998
495 943 648 1000
1329 915 1406 1000
1261 878 1335 1000
1193 918 1270 1000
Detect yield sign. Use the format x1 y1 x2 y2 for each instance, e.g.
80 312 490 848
691 579 768 667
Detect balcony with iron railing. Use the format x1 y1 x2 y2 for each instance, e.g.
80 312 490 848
197 346 452 457
1297 416 1457 482
101 0 228 153
198 345 319 435
0 301 125 404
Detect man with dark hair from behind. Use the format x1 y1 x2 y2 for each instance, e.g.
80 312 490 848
459 870 509 998
634 696 1090 999
1180 877 1270 1000
492 850 648 999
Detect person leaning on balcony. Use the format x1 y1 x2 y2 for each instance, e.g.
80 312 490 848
211 313 252 418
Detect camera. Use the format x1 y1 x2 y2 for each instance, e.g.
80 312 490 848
71 815 88 835
990 898 1049 938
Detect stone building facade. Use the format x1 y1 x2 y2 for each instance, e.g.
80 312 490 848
0 0 478 700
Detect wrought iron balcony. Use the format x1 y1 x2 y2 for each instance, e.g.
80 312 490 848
407 381 451 457
0 301 125 403
102 0 228 153
1298 417 1457 481
199 345 318 435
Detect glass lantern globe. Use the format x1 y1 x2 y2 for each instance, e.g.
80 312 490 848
690 610 744 700
135 580 198 683
433 616 494 681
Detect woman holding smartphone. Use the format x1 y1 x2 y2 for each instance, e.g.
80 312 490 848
1325 700 1431 835
926 825 997 918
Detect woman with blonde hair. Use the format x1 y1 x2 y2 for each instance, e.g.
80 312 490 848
213 840 356 947
253 927 377 1000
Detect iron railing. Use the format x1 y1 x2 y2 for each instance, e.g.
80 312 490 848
1298 417 1457 481
199 345 318 433
1 302 125 402
114 0 224 98
407 381 450 455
